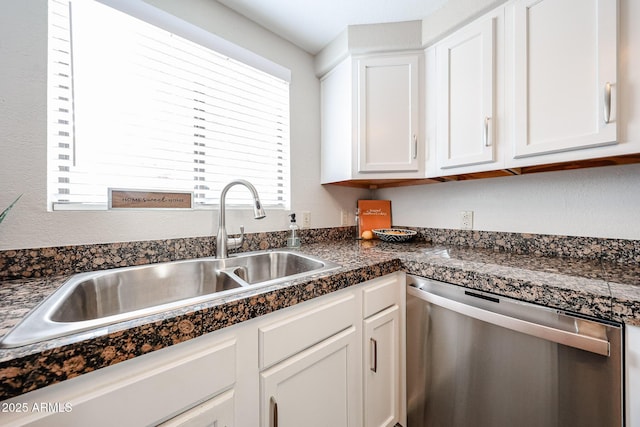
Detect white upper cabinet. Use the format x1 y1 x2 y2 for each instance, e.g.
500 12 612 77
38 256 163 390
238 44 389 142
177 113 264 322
322 0 635 185
357 55 421 173
431 7 505 173
321 53 424 183
509 0 618 161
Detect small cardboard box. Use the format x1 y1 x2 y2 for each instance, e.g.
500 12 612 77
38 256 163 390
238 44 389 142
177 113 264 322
358 200 391 236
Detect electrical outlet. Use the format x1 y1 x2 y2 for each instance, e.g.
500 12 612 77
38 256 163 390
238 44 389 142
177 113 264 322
340 209 350 226
460 211 474 230
301 211 311 229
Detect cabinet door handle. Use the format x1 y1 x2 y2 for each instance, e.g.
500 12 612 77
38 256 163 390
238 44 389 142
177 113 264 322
271 396 278 427
412 134 418 159
604 82 612 124
483 117 492 147
370 337 377 373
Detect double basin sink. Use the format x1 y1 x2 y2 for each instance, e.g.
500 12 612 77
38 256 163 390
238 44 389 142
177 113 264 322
1 250 340 348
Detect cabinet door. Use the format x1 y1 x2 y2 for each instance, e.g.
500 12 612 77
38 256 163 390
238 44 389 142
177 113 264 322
160 389 234 427
512 0 617 158
364 305 401 427
321 58 353 184
357 55 421 173
260 327 359 427
627 325 640 427
435 10 501 170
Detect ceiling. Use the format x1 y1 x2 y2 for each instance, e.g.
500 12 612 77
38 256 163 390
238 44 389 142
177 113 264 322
216 0 449 54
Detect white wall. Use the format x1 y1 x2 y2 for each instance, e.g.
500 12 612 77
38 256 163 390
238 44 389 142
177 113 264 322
0 0 367 250
378 163 640 240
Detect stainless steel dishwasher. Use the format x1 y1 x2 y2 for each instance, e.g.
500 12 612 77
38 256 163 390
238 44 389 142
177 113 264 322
406 275 623 427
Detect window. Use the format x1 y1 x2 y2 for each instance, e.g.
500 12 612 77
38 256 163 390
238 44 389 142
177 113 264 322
48 0 291 210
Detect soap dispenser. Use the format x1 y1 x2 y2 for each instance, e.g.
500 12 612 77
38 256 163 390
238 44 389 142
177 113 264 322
287 213 301 248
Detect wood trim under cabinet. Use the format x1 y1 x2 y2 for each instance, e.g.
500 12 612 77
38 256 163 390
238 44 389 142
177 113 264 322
322 154 640 189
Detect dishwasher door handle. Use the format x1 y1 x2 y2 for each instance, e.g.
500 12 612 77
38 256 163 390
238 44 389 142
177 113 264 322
407 286 610 357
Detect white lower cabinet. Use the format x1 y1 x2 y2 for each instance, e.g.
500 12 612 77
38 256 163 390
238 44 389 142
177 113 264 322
260 327 358 427
364 305 401 427
2 272 406 427
362 274 405 427
627 325 640 427
255 272 406 427
257 291 360 427
160 389 234 427
1 334 238 427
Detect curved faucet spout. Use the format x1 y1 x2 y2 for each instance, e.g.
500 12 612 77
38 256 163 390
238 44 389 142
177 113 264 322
217 179 266 258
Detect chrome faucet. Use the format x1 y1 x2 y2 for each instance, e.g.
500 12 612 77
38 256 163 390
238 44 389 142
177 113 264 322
216 179 266 258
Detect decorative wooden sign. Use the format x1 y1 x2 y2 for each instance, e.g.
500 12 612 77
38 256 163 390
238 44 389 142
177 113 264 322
109 189 193 209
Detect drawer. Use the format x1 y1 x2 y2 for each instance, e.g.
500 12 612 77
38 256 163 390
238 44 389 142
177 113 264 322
14 337 236 427
363 273 401 318
159 389 234 427
259 292 356 370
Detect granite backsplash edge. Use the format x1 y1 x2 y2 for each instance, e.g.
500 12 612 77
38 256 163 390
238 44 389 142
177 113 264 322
1 227 638 281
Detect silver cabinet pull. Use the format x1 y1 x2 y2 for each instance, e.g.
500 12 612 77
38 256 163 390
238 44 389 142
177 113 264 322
412 134 418 159
270 396 278 427
370 337 378 372
483 117 492 147
604 82 612 124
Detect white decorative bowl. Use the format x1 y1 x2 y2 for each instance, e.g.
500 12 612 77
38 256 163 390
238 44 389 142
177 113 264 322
372 228 417 242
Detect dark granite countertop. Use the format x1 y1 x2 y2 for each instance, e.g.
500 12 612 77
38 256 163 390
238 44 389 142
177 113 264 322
1 239 639 400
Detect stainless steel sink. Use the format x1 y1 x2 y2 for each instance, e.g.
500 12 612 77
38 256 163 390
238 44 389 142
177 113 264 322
49 260 242 323
0 250 340 348
227 251 325 285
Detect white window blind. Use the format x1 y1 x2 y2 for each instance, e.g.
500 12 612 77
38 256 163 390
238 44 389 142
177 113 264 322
47 0 290 210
